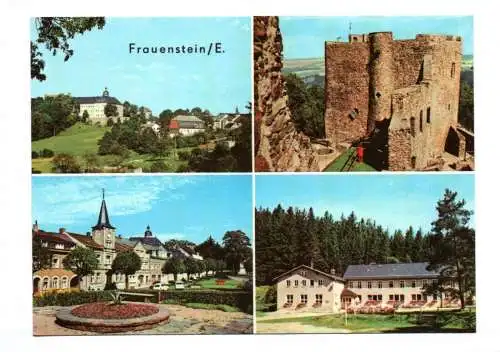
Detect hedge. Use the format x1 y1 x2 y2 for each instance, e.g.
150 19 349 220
33 290 113 307
124 289 253 314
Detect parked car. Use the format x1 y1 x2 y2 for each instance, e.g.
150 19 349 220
151 283 169 291
175 281 185 289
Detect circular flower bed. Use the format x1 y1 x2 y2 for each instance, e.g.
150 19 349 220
71 302 159 320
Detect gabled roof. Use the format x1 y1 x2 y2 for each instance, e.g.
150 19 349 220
66 232 103 250
273 265 345 283
33 231 75 246
74 96 121 105
343 262 439 280
341 288 358 297
33 268 77 279
129 236 164 248
115 241 134 253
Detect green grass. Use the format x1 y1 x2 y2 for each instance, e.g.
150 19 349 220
194 278 241 290
31 158 53 173
32 123 109 156
324 148 377 172
259 311 475 333
183 302 241 312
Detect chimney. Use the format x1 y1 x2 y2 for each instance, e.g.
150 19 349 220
33 220 39 233
330 268 336 276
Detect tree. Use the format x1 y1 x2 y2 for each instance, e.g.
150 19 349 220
31 17 106 81
111 251 142 290
32 236 51 273
82 110 90 123
62 246 99 288
104 103 119 118
82 152 99 172
52 153 81 173
205 258 217 276
427 189 475 310
458 80 474 132
222 230 251 275
163 257 185 281
184 257 198 280
195 235 224 260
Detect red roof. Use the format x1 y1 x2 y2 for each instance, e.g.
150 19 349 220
169 120 180 130
67 233 103 249
115 242 133 253
34 231 75 246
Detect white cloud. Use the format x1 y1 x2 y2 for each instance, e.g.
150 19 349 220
32 176 197 227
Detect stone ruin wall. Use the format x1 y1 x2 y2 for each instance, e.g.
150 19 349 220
325 33 462 170
324 42 370 145
254 16 319 172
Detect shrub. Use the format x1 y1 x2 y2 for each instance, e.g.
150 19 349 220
52 153 81 173
33 290 113 307
32 151 39 159
264 285 277 304
41 148 55 158
150 160 169 172
177 151 190 161
128 289 252 314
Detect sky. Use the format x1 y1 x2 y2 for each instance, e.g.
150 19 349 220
30 17 251 116
280 16 473 59
32 175 252 244
256 174 475 234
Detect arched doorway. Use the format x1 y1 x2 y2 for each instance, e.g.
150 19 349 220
70 276 79 288
33 277 40 294
445 127 460 156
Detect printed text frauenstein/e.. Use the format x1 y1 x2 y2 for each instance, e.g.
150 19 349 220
128 42 225 55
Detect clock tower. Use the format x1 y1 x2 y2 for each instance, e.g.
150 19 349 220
91 189 116 250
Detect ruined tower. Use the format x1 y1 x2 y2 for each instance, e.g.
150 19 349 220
324 32 465 170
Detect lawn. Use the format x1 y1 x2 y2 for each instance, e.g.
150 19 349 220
194 278 241 290
258 310 476 333
32 123 109 156
324 147 377 172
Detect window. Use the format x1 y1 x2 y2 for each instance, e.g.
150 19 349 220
349 281 353 288
96 273 101 283
286 294 293 304
389 294 394 301
294 280 299 287
310 279 314 287
411 156 417 169
318 279 324 287
419 115 423 132
422 280 428 287
451 63 456 78
302 280 307 287
300 271 306 277
411 281 416 288
389 281 394 288
378 294 382 301
367 281 372 289
61 277 67 289
52 258 59 267
301 294 308 304
410 117 416 137
42 278 49 289
106 255 111 265
426 107 431 123
315 294 323 305
52 277 58 289
357 281 362 289
286 280 291 287
400 281 405 288
55 243 64 249
378 281 383 289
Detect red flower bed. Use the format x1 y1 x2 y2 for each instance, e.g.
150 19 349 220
71 302 159 320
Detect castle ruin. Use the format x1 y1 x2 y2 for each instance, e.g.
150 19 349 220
325 32 472 170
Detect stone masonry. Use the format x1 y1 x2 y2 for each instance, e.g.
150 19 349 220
254 16 319 172
325 32 465 170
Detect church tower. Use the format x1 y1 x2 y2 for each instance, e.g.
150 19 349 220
144 225 153 237
91 189 116 249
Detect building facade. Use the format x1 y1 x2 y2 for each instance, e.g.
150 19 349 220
324 32 470 170
169 115 206 136
75 87 124 125
275 265 345 313
275 263 459 312
32 192 205 293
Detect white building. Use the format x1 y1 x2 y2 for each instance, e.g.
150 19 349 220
75 87 124 125
169 115 205 136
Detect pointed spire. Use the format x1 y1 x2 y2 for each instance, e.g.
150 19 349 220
92 189 115 230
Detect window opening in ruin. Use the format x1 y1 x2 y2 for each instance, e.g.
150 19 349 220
426 107 431 123
411 156 417 169
419 115 423 132
410 117 416 137
349 108 359 120
451 63 456 78
448 104 451 111
376 92 381 99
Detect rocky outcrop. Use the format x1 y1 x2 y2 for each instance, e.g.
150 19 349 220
254 16 319 172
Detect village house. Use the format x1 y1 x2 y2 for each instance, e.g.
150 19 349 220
32 191 204 293
74 87 124 125
275 263 459 312
168 115 205 137
213 113 250 130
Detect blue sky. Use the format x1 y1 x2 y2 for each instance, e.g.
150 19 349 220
280 16 473 59
32 175 252 244
30 17 251 116
256 174 475 234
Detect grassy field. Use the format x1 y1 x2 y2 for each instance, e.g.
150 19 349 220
258 310 475 333
195 278 241 290
324 148 377 172
31 122 191 173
